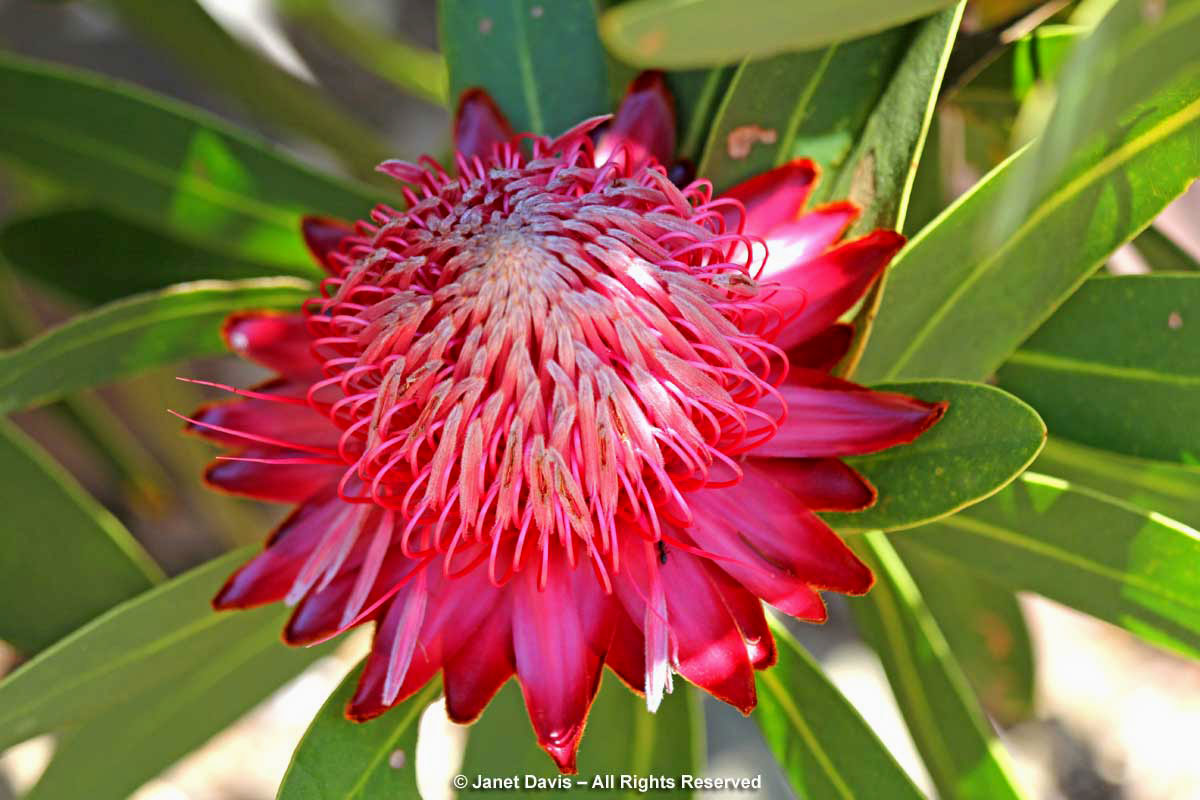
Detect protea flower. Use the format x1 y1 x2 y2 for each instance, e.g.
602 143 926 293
184 73 945 772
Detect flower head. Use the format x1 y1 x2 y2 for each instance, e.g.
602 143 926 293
186 72 944 772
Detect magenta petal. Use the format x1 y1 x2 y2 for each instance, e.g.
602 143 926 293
455 88 515 161
769 229 905 350
222 313 319 376
443 610 515 724
596 71 676 170
749 457 877 512
704 563 776 669
787 323 855 372
189 399 337 450
718 159 817 236
604 609 647 694
760 201 861 279
206 448 340 504
301 216 354 275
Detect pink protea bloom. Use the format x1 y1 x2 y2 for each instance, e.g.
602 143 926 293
185 73 945 771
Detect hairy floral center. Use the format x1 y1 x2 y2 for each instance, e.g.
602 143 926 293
306 130 786 577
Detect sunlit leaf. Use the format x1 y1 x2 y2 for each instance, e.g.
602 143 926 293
439 0 610 136
902 472 1200 660
849 532 1027 800
0 419 161 654
0 278 311 414
600 0 959 69
997 275 1200 466
757 617 925 800
0 53 381 271
824 380 1045 533
278 663 437 800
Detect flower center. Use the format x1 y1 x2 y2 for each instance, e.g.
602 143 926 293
306 133 786 573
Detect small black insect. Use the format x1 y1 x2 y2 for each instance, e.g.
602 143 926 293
657 540 669 565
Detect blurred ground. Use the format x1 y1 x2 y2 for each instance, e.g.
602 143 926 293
0 0 1198 798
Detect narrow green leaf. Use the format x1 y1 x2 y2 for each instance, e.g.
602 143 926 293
25 629 327 800
903 472 1200 661
665 68 736 162
902 114 945 237
439 0 610 136
855 73 1200 382
459 677 701 796
0 419 161 653
1033 437 1200 529
0 547 287 751
996 275 1200 466
899 547 1036 725
278 662 437 800
104 0 393 176
0 53 381 271
599 0 959 69
756 617 925 800
1 208 311 306
823 381 1046 533
849 532 1027 800
696 30 908 194
0 278 311 414
1132 225 1200 272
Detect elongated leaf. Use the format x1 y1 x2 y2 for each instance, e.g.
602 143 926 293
997 275 1200 465
899 547 1035 725
0 419 161 653
1132 225 1199 272
1 208 308 305
0 278 311 414
666 68 736 162
757 617 925 800
26 628 327 800
903 472 1200 660
278 662 437 800
824 381 1045 533
599 0 959 69
0 53 380 271
439 0 610 136
696 30 908 193
0 547 285 750
105 0 392 176
1034 437 1200 529
849 532 1026 800
855 74 1200 382
459 677 700 796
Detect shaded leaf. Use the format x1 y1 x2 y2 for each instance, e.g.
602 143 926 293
1 208 309 306
849 531 1027 800
459 677 700 796
0 53 381 271
902 472 1200 660
996 275 1200 465
899 547 1036 725
855 73 1200 382
278 662 437 800
600 0 959 69
439 0 610 136
0 278 311 414
1132 225 1199 272
0 419 161 653
666 68 736 162
824 380 1045 533
756 617 925 800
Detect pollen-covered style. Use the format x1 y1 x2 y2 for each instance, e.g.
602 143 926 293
186 74 945 772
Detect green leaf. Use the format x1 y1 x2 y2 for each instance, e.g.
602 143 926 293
902 471 1200 660
855 73 1200 382
0 278 311 414
278 662 438 800
823 380 1046 533
898 547 1036 725
756 617 925 800
696 30 909 194
0 419 161 653
849 532 1027 800
104 0 393 176
0 547 289 751
439 0 610 136
599 0 959 69
665 68 735 162
996 274 1200 466
1034 437 1200 529
459 678 701 796
1 208 311 306
25 626 327 800
0 53 381 271
1132 225 1199 272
